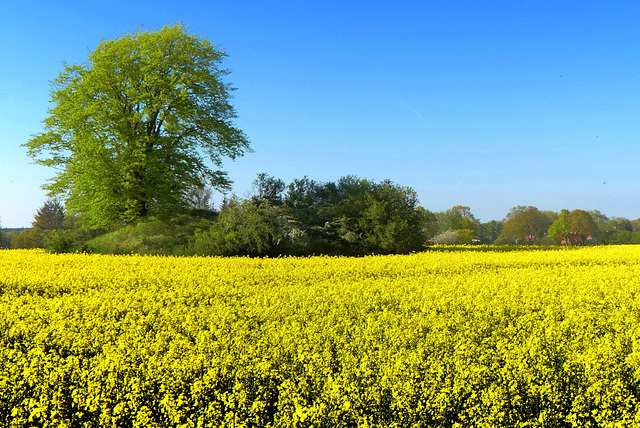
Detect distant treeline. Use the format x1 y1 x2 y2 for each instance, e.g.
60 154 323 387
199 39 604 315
3 174 640 255
0 228 26 248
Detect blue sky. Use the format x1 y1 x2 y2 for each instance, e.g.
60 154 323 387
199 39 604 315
2 0 640 227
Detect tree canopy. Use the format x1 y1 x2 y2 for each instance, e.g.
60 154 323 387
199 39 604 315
567 209 597 241
32 199 65 230
497 206 551 244
189 175 432 256
436 205 479 234
548 209 571 244
25 24 250 229
333 177 430 254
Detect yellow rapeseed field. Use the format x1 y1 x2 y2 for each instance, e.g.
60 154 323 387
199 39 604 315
1 246 640 427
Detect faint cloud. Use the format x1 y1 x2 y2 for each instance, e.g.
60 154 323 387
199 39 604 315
401 100 424 121
388 91 425 122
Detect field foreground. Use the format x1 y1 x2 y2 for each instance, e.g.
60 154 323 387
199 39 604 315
2 247 640 427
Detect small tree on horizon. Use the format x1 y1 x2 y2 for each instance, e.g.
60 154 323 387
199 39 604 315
548 209 571 244
567 209 597 243
497 206 551 244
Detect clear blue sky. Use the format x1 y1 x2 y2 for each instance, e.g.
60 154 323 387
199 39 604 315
2 0 640 228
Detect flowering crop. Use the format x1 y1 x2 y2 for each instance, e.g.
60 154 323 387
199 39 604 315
1 246 640 427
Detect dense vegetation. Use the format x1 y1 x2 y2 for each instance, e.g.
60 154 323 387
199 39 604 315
2 246 640 426
4 178 640 255
5 174 432 256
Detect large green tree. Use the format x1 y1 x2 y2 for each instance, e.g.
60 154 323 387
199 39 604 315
25 24 250 229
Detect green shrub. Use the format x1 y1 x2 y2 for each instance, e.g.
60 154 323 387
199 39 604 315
43 229 84 253
85 213 216 255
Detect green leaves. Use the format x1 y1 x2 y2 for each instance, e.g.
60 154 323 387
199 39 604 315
25 23 250 229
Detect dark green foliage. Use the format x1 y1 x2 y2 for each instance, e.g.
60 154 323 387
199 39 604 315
251 173 286 206
81 174 433 257
283 177 343 254
331 177 430 254
279 175 431 255
43 229 90 253
477 220 504 244
25 178 640 256
189 200 293 257
599 230 640 245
